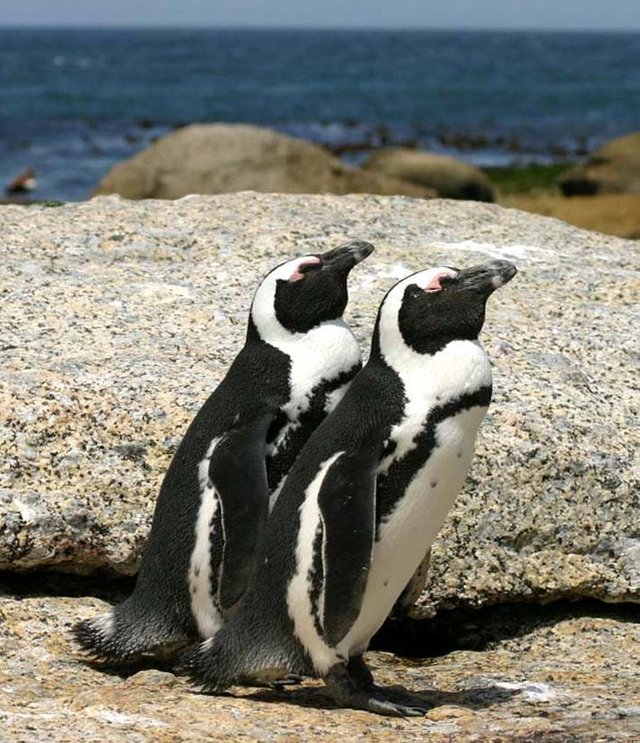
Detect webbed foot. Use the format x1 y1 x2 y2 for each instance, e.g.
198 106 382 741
325 661 428 717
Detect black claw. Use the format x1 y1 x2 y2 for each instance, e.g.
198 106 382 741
366 697 425 718
325 661 428 718
372 685 430 715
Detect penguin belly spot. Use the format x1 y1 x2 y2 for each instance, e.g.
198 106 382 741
343 406 486 653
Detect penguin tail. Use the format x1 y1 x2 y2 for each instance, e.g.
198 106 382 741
178 626 248 692
72 600 190 664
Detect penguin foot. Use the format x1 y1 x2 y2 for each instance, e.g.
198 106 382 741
347 654 428 710
347 654 375 688
325 662 427 717
369 684 430 715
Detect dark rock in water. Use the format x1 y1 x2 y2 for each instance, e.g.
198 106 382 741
6 166 37 194
362 148 496 202
93 123 435 200
438 131 491 152
559 132 640 196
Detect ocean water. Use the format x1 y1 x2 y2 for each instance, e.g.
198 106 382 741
1 28 639 201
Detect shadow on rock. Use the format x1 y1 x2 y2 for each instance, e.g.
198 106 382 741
243 681 520 714
372 599 640 658
0 570 136 602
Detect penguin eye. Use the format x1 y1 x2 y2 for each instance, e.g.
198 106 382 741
438 274 457 290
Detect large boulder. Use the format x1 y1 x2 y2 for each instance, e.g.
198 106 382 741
0 194 637 615
559 132 640 195
93 123 435 200
362 148 496 202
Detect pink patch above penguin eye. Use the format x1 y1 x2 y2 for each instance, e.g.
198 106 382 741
424 269 457 293
289 256 322 282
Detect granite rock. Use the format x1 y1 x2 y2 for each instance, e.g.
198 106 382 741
0 589 638 740
559 131 640 196
362 147 496 202
0 193 638 614
93 123 435 200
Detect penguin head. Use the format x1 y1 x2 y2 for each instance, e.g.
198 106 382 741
377 260 517 358
250 241 374 339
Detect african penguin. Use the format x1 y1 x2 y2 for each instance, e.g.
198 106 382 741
73 240 374 663
182 259 517 716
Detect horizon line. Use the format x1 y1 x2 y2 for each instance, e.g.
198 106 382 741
1 23 639 33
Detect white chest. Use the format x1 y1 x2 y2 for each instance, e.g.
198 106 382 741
268 322 360 453
265 322 360 495
378 340 492 474
341 340 492 653
284 320 361 408
342 404 488 654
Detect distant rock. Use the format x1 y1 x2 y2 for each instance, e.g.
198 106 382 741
361 148 496 202
93 123 435 200
0 193 637 617
559 132 640 195
6 166 37 195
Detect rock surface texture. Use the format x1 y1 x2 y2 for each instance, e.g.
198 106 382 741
559 131 640 195
362 147 496 202
1 585 638 741
93 123 435 200
2 193 638 740
1 193 638 614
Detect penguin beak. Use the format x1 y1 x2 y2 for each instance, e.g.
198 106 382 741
453 260 517 294
317 240 375 272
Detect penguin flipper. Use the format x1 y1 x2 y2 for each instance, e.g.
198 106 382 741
209 415 273 611
317 445 379 648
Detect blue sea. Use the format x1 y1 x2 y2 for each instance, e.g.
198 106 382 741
1 28 639 201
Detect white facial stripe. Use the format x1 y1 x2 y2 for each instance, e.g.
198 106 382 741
251 255 317 343
378 267 451 371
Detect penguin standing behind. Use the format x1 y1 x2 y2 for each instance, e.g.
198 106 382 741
183 260 517 716
73 240 374 663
